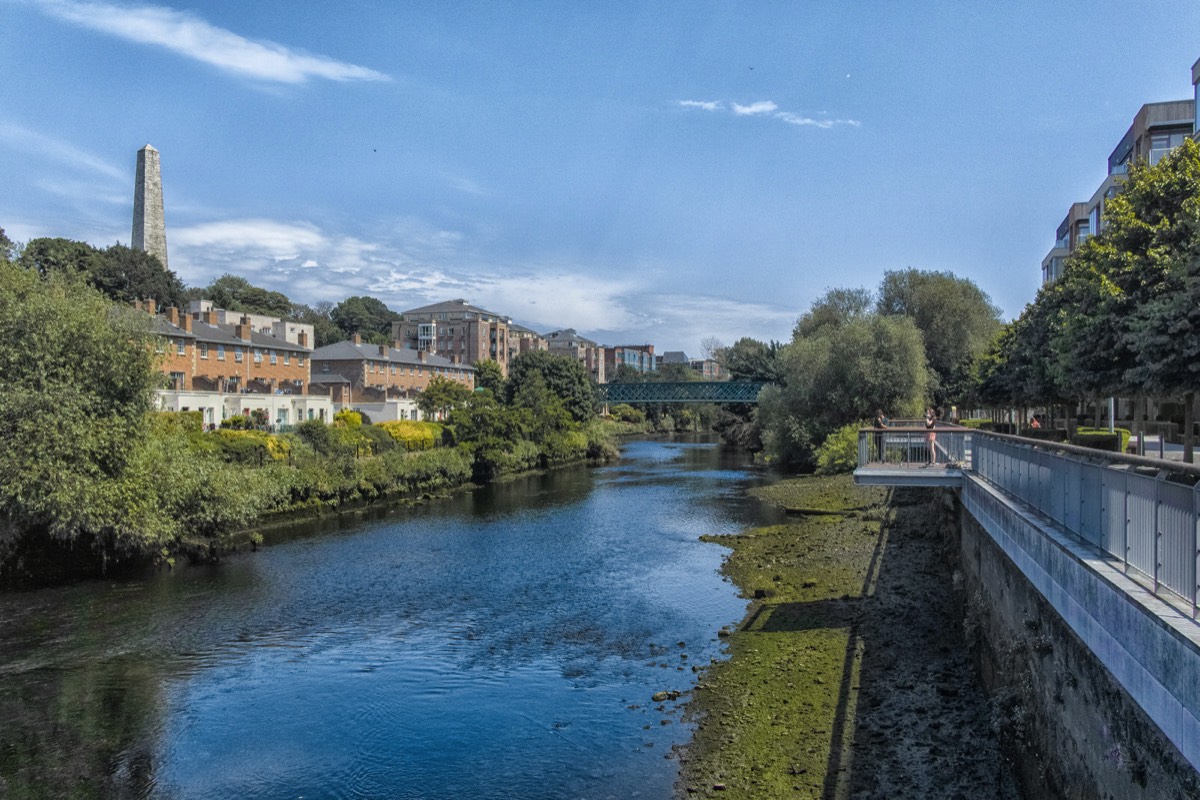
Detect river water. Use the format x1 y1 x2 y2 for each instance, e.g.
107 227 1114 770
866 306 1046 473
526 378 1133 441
0 438 783 799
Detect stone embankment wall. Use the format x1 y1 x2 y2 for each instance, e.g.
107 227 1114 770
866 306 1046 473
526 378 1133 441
942 484 1200 800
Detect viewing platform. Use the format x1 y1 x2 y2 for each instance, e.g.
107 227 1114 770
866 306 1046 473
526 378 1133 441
853 423 969 488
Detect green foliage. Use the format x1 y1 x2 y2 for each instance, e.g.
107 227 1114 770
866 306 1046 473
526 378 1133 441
417 375 473 419
209 429 291 464
152 411 203 436
876 269 1002 405
794 287 873 339
507 350 598 422
609 403 645 424
472 358 506 396
1072 427 1131 453
759 313 928 469
18 237 185 308
334 409 363 428
0 226 13 263
291 301 345 347
376 420 443 451
718 338 785 384
814 423 861 475
0 259 164 557
200 274 292 317
330 295 399 342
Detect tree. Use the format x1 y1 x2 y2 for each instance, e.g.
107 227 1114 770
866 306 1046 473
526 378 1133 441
0 260 167 562
201 274 293 317
876 269 1002 405
0 226 14 263
716 337 784 384
292 301 345 347
417 375 473 419
794 287 873 339
330 295 399 343
17 237 185 308
472 359 506 397
758 313 928 468
506 350 597 422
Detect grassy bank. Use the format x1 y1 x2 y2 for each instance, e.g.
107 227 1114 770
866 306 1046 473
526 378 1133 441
678 476 1011 798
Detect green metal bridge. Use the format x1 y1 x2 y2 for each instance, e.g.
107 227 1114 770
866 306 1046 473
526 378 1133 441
597 381 766 404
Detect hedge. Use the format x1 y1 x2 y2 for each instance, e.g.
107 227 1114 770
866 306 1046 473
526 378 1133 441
1072 427 1131 453
375 420 444 451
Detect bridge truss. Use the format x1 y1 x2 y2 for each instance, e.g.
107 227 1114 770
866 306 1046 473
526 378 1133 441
597 381 766 405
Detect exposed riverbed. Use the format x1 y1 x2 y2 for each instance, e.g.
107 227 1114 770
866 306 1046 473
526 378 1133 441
0 438 780 799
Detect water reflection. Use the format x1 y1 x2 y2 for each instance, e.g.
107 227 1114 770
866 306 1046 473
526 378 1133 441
0 437 781 799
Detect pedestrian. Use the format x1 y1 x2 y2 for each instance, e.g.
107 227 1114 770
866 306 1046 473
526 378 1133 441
925 406 937 465
873 409 889 460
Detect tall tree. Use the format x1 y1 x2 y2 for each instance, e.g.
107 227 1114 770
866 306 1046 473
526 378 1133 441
330 295 399 343
794 287 873 339
201 274 293 317
506 350 597 422
876 269 1002 405
292 301 345 347
18 237 184 308
0 226 14 263
471 359 506 397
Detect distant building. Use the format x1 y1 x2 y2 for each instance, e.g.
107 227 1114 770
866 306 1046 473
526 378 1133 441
545 329 606 383
1041 59 1198 284
508 322 548 360
392 299 512 374
657 351 690 369
604 344 656 376
690 358 721 380
310 334 474 404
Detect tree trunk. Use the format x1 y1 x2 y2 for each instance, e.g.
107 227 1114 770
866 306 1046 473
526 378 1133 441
1185 392 1195 464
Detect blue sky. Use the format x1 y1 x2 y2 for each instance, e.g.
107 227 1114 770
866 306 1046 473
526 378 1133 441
2 1 1199 355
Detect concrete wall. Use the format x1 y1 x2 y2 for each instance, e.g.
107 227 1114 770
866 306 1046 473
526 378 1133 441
953 477 1200 799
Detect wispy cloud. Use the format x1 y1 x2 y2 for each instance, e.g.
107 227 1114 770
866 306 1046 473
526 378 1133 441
678 97 859 130
37 0 388 84
0 121 124 180
678 100 721 112
731 100 778 116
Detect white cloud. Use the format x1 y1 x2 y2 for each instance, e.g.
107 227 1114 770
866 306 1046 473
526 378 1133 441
38 0 388 84
678 100 722 111
731 100 778 116
172 219 328 259
678 97 860 130
0 121 124 180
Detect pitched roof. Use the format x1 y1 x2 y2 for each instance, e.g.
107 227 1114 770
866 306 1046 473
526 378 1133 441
400 298 509 321
661 351 690 363
544 328 599 347
309 340 474 371
151 316 311 352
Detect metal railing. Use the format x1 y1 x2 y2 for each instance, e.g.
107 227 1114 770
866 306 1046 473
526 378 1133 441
856 427 970 467
972 434 1200 618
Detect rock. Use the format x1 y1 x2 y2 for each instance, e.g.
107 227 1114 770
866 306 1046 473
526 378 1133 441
652 691 670 702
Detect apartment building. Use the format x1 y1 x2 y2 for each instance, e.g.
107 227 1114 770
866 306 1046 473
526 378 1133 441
508 322 548 360
1041 58 1199 284
392 299 512 374
604 344 656 376
310 334 475 403
544 329 606 383
690 358 721 380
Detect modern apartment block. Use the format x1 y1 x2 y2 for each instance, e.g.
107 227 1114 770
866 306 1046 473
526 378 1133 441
544 329 606 383
604 344 656 376
392 299 512 374
507 322 548 360
1041 57 1199 284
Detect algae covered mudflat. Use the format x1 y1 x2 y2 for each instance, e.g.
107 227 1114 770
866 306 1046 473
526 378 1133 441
678 475 1013 799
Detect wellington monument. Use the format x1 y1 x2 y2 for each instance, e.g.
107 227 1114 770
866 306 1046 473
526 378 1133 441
132 143 167 269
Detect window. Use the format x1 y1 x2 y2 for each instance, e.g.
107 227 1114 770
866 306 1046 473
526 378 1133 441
253 348 262 363
269 350 277 365
217 344 225 361
298 355 305 366
391 364 396 375
169 371 185 389
284 351 290 365
235 348 243 363
198 342 208 359
321 363 330 373
176 339 186 356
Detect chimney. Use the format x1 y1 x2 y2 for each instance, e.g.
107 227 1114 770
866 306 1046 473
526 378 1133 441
166 306 179 326
417 350 427 363
378 344 388 356
352 333 362 345
180 314 192 333
203 310 218 325
147 298 157 316
236 322 251 341
392 340 403 350
133 299 143 312
298 331 308 348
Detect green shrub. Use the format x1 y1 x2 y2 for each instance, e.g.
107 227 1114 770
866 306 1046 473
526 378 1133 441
815 423 861 475
334 409 362 428
359 424 397 455
296 418 336 455
210 429 291 464
220 415 249 430
152 411 203 436
609 404 645 424
1072 427 1130 453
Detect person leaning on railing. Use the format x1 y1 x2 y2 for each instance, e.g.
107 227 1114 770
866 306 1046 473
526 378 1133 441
925 407 937 464
873 409 888 460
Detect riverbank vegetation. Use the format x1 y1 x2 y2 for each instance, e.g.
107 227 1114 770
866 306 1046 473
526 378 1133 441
678 475 1013 798
0 255 619 586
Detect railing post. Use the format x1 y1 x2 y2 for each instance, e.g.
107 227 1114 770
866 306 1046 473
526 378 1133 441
1123 472 1131 576
1154 476 1162 594
1194 483 1199 620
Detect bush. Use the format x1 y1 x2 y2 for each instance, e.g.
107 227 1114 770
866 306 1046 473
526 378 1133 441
359 424 397 455
1072 427 1131 453
296 418 337 455
815 423 860 475
334 409 362 428
152 411 203 436
609 404 645 424
210 429 291 464
1019 428 1068 442
220 415 249 430
376 420 444 451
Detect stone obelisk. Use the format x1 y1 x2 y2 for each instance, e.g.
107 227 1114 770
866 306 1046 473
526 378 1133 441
132 144 168 269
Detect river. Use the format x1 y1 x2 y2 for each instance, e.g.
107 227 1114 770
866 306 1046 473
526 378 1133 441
0 438 784 799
